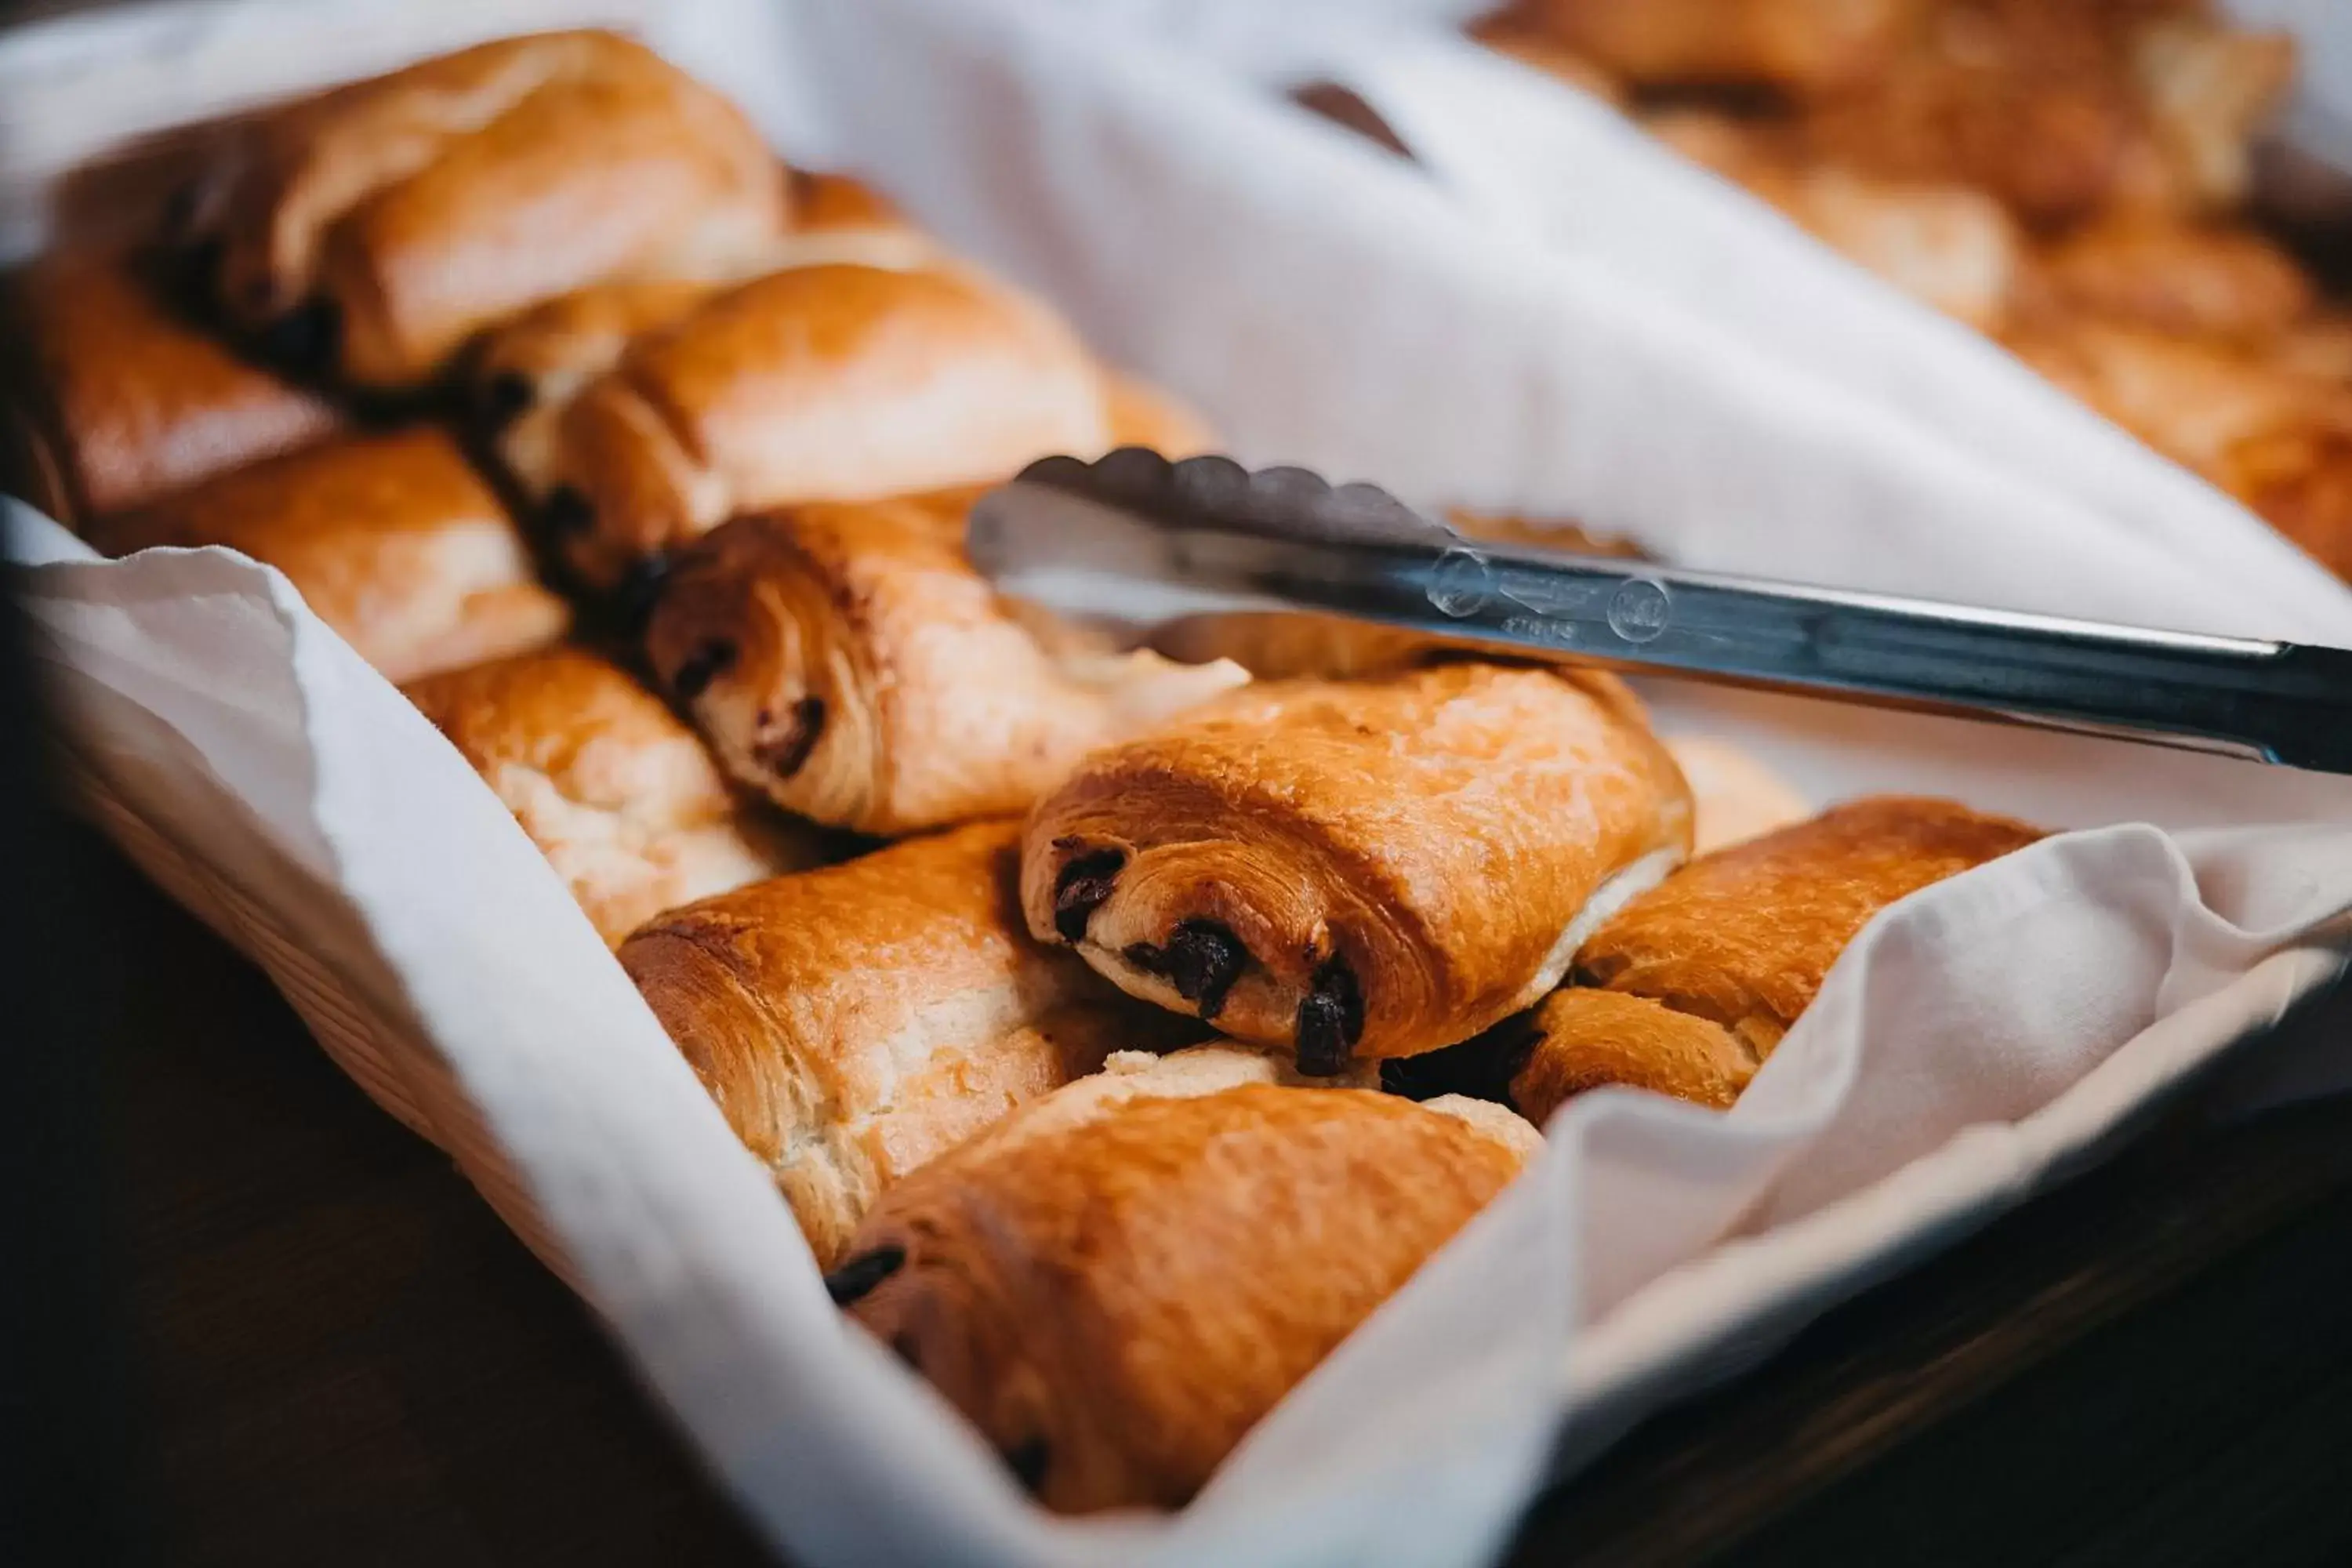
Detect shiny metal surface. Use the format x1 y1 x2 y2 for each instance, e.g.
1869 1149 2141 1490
971 455 2352 775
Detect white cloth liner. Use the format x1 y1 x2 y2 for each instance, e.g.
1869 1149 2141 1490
9 1 2352 1565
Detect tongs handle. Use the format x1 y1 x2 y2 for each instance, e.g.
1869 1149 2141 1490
970 455 2352 775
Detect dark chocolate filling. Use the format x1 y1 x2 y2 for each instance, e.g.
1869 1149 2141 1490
543 485 595 537
1126 920 1246 1022
822 1244 905 1305
1294 958 1364 1077
754 696 827 778
171 236 224 308
477 368 535 430
260 296 340 375
613 553 673 635
162 180 205 239
670 640 738 702
1050 848 1127 942
1004 1438 1051 1497
1380 1010 1542 1104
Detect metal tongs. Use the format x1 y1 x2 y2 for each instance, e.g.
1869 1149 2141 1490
968 452 2352 775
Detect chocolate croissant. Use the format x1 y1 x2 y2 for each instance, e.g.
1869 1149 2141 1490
468 179 938 500
88 426 568 684
404 646 832 945
191 30 787 390
537 261 1110 590
833 1070 1537 1512
1022 662 1694 1074
622 820 1203 1265
4 244 339 525
642 495 1248 835
1508 795 2042 1117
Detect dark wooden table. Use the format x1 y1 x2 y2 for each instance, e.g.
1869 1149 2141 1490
8 804 2352 1567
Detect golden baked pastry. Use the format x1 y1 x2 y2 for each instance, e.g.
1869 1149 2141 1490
622 820 1203 1265
1101 371 1216 457
1022 662 1694 1073
191 30 787 390
467 176 938 500
2030 213 2314 343
1492 0 1917 93
642 494 1247 835
1793 5 2292 228
1509 987 1763 1115
833 1073 1537 1512
1507 794 2041 1117
4 245 339 524
1647 107 2024 332
403 646 831 946
537 261 1109 590
1468 16 1628 105
89 426 568 684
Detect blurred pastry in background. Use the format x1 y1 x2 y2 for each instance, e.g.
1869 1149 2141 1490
1488 0 1918 95
87 426 568 683
1648 106 2024 330
183 30 789 392
1483 0 2352 582
405 645 833 946
2025 212 2314 343
4 244 339 526
1467 15 1627 106
2005 314 2352 574
1101 371 1217 457
1793 3 2295 228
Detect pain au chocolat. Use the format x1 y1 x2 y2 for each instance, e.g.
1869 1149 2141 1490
466 173 938 503
1022 662 1693 1076
4 244 340 526
1508 795 2042 1117
88 426 568 684
188 30 787 391
643 492 1247 836
532 260 1110 591
621 819 1202 1265
404 646 832 946
832 1054 1537 1512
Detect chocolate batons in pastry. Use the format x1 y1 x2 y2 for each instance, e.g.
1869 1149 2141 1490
4 245 339 525
1508 795 2042 1119
833 1071 1537 1512
539 261 1110 590
622 820 1202 1265
89 426 568 684
468 177 936 500
643 495 1248 835
190 31 787 390
1022 662 1694 1074
404 647 830 946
